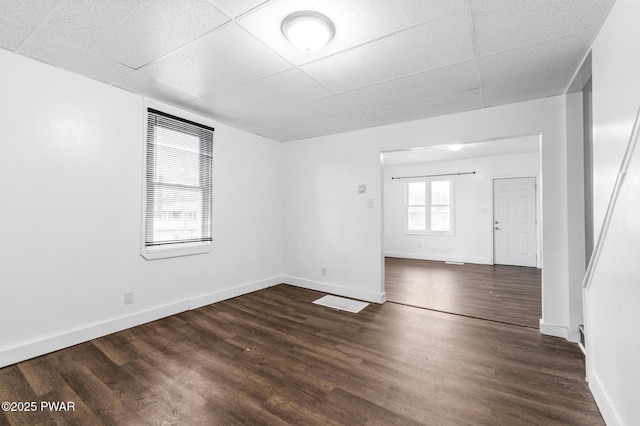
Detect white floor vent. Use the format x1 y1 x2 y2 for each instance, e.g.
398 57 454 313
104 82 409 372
313 295 369 313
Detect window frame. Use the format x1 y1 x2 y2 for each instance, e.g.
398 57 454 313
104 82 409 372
140 101 214 260
404 177 455 236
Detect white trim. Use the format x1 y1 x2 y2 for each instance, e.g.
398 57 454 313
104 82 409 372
385 252 491 265
283 276 386 304
566 329 580 343
142 241 213 260
588 370 622 426
0 276 283 368
189 275 282 310
539 319 577 340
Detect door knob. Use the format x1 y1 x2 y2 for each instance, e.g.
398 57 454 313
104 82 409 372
494 226 501 230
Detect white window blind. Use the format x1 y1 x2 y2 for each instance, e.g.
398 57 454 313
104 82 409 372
145 108 214 249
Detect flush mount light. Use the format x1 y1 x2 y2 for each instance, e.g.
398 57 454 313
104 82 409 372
448 143 464 151
282 11 335 52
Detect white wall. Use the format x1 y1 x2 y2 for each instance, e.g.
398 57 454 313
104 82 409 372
384 152 540 266
585 1 640 424
565 92 586 339
282 95 577 339
0 49 283 367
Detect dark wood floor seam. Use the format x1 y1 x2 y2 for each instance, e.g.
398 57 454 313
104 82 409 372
387 300 540 330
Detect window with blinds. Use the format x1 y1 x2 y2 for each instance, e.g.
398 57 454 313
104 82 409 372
144 108 214 256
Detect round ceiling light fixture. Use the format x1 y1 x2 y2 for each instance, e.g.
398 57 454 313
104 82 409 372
448 143 464 151
282 11 335 52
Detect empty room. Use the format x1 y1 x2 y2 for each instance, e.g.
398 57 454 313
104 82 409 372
0 1 638 425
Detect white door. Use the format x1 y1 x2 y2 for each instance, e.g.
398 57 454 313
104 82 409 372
493 177 536 267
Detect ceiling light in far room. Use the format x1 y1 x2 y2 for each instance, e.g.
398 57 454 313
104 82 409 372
448 143 464 151
282 11 335 52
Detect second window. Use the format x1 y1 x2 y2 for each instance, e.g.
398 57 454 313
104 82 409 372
406 178 454 235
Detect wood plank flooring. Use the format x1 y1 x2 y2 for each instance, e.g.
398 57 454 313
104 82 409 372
385 257 542 328
0 284 601 425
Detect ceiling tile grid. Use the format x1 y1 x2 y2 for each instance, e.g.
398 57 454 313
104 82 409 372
113 24 291 99
479 31 595 106
39 0 230 69
246 94 363 130
183 68 332 119
468 0 616 56
19 34 134 84
299 11 475 93
338 60 481 113
115 74 201 107
0 0 60 29
238 0 466 66
0 0 616 142
0 16 33 50
0 0 60 50
208 0 270 18
363 89 486 128
266 113 377 142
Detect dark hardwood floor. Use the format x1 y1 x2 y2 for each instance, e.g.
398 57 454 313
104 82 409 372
0 284 601 425
385 257 542 328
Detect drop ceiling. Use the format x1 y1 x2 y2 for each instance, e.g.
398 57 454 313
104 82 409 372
1 0 614 142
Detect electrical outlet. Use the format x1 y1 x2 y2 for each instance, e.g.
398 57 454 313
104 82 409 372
124 292 134 305
320 267 327 277
417 243 422 248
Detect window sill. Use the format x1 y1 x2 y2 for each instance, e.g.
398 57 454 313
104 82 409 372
141 241 212 260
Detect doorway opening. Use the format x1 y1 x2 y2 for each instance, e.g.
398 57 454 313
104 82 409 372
381 135 542 327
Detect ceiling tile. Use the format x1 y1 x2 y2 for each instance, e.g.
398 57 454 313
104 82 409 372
0 0 60 28
114 24 290 98
209 0 270 18
184 69 331 119
114 73 200 106
239 0 465 65
20 34 134 84
246 95 361 129
482 78 565 108
479 32 590 90
41 0 230 69
215 116 276 139
266 113 375 142
364 89 484 128
0 17 32 50
469 0 615 55
339 61 480 113
300 12 474 93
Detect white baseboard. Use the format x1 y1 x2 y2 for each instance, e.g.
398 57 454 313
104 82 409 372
384 252 491 265
539 320 582 343
283 276 386 304
0 276 283 368
539 319 567 338
566 329 580 343
189 275 283 310
588 369 621 426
